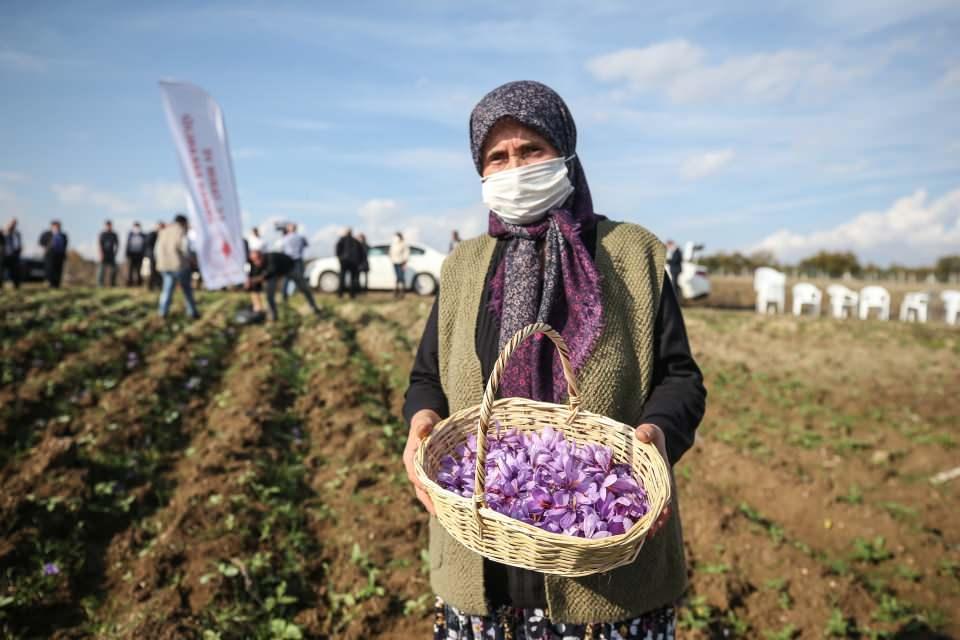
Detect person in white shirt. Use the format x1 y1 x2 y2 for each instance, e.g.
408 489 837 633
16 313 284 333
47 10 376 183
246 227 266 254
281 223 311 302
389 232 410 299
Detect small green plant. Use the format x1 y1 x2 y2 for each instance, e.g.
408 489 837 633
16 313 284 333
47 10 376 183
824 608 853 637
764 623 797 640
678 595 713 631
851 537 892 564
837 485 863 504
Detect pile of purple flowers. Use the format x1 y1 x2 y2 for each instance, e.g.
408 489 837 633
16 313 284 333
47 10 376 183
436 426 649 539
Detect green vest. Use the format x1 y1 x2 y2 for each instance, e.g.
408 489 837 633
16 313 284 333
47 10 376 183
431 219 687 624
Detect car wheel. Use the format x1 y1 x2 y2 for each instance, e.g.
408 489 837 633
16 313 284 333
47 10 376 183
318 270 340 293
412 273 437 296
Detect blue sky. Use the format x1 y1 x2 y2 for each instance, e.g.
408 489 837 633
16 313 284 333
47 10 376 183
2 1 959 265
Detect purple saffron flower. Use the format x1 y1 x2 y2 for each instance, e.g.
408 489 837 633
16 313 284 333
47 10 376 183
43 562 60 576
436 426 649 539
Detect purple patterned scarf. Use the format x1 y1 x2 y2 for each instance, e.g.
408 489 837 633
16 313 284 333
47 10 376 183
470 81 605 403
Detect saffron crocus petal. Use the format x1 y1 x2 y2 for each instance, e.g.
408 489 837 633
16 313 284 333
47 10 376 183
433 426 649 539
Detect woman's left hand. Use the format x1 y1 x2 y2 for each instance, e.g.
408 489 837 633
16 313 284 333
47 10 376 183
635 423 671 536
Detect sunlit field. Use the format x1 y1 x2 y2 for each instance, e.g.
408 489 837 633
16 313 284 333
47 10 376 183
1 288 957 638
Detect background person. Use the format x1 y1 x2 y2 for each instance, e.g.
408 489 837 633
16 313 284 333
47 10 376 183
1 218 21 289
401 81 706 639
145 221 164 290
281 222 309 301
97 220 119 287
389 231 409 298
155 214 200 319
248 249 321 320
666 239 682 297
335 228 362 299
449 229 461 253
357 232 370 294
39 220 68 288
126 222 146 286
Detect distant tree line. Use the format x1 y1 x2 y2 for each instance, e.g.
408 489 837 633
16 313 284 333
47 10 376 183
700 251 960 283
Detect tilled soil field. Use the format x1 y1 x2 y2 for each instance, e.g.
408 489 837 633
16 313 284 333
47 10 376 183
1 288 957 639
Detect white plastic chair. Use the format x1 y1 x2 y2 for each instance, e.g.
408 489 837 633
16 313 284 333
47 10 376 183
858 286 890 320
826 284 858 319
754 267 786 314
792 283 822 317
943 290 960 325
899 292 929 323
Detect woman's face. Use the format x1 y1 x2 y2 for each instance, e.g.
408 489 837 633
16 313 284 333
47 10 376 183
480 119 560 178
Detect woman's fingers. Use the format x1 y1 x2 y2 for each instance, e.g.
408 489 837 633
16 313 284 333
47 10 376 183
404 410 441 513
635 423 672 536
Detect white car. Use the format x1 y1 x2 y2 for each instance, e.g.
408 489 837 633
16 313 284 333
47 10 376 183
671 241 711 300
306 243 446 295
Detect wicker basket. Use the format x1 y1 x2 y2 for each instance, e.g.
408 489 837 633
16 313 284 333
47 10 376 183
414 322 671 577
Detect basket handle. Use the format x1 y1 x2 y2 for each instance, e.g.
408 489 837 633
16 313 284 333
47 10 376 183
473 322 581 519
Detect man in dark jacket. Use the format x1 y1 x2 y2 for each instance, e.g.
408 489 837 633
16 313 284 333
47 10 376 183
666 240 683 298
39 220 68 288
145 221 164 290
126 222 147 286
248 250 321 321
1 218 22 289
334 228 363 299
97 220 119 287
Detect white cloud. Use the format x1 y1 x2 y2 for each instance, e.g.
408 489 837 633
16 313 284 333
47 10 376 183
234 147 265 159
680 149 735 180
940 64 960 91
268 118 331 132
587 39 858 104
0 171 29 183
349 198 485 252
139 181 186 211
52 183 137 215
752 187 960 264
0 49 47 72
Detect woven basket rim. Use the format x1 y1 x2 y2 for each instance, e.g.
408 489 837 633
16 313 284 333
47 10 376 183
415 396 669 550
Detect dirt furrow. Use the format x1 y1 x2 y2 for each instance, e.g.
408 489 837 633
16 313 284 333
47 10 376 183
1 296 153 390
92 313 321 639
0 297 241 638
684 438 957 636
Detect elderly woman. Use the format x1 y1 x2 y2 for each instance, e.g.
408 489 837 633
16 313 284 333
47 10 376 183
402 81 706 640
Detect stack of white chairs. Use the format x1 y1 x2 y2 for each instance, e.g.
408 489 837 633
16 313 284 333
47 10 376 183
858 286 891 320
754 267 786 314
792 283 822 317
943 290 960 326
826 284 858 319
899 292 930 323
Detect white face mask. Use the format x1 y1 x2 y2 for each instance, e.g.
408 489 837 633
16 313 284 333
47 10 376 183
481 155 575 225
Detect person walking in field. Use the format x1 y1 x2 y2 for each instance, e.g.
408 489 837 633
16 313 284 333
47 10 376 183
39 220 68 288
155 214 200 319
247 249 321 321
97 220 119 287
1 218 22 289
335 228 362 299
401 81 706 639
125 222 147 287
389 231 409 298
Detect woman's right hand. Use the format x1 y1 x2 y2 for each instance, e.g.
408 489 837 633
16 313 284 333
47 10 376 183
403 409 441 514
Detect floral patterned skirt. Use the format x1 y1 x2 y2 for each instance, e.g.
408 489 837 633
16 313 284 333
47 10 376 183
433 597 676 640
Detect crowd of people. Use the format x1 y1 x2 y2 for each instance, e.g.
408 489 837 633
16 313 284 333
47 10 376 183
1 213 463 326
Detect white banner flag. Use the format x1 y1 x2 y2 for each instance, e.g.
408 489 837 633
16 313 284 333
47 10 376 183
159 80 246 289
